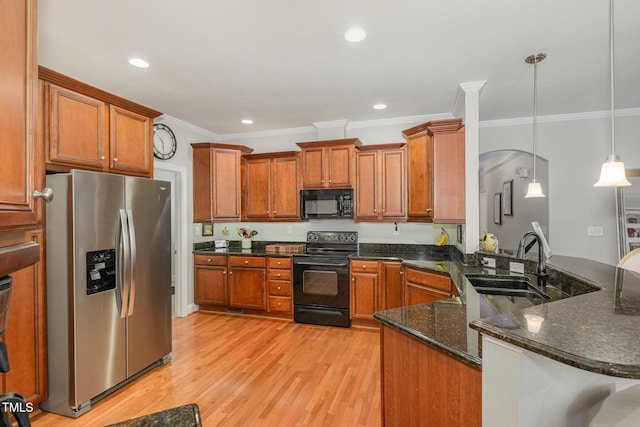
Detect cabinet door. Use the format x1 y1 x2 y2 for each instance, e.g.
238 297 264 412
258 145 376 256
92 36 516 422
1 230 46 404
272 156 300 219
355 151 378 220
300 147 325 189
213 149 242 220
228 267 266 310
194 265 227 306
406 134 433 220
404 283 449 306
432 128 465 223
46 84 109 170
327 145 351 188
380 261 403 310
109 105 152 176
350 272 378 320
0 0 38 229
244 158 271 219
381 149 406 219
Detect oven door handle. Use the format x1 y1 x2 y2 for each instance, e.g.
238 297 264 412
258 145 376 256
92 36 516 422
294 261 348 267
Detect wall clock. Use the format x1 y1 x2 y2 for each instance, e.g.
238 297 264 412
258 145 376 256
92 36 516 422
153 123 177 160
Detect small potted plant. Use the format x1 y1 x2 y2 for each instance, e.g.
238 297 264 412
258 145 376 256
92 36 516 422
237 227 258 249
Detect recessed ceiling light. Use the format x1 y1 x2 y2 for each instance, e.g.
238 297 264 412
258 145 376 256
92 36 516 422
373 103 387 110
241 119 254 125
344 27 366 43
128 58 149 69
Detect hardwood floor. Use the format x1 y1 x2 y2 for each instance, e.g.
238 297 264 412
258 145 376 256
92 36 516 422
32 312 382 426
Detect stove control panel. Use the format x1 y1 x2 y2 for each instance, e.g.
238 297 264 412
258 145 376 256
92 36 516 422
307 231 358 244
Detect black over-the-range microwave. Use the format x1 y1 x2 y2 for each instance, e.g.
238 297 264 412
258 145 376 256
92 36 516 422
300 189 353 220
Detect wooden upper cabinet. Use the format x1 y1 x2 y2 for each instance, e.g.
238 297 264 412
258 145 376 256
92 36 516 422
192 143 254 222
355 144 406 221
45 84 109 169
403 119 465 223
39 66 161 177
109 105 152 175
242 152 300 221
297 139 361 189
0 0 39 229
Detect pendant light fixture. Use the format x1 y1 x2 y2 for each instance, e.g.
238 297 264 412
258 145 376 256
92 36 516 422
594 0 631 187
524 53 546 198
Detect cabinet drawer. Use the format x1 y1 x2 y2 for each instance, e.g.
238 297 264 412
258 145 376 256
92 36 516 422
194 254 227 266
268 257 292 269
350 260 379 273
268 269 291 281
269 281 292 296
269 296 292 313
404 268 451 293
228 256 266 268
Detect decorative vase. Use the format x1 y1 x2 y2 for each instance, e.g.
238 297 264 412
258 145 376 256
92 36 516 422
241 238 252 249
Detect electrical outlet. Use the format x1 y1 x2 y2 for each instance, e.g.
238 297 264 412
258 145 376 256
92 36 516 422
287 226 293 235
510 262 525 274
587 226 604 237
482 257 496 268
393 223 399 236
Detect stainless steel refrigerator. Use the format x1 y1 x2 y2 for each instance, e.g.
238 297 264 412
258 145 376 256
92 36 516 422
41 170 172 418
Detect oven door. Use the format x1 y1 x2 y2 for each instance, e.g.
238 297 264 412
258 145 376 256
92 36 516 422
293 256 351 327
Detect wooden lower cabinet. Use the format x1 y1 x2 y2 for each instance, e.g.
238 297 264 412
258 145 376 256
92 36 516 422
0 230 47 404
267 257 293 313
379 261 403 310
194 255 227 306
403 266 453 306
228 256 266 310
350 260 379 320
380 324 481 426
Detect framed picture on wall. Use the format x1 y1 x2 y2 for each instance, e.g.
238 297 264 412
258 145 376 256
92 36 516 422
503 180 513 216
202 222 213 236
494 193 502 224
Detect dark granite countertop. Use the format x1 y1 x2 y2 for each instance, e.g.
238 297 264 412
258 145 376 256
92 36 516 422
374 251 640 378
105 403 201 426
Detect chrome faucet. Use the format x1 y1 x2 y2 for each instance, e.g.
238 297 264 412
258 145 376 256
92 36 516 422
516 231 547 277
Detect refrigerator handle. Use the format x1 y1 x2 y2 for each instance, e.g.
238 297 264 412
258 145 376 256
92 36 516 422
117 208 131 319
126 208 137 316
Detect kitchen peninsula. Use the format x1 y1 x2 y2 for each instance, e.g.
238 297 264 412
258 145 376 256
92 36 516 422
373 251 640 426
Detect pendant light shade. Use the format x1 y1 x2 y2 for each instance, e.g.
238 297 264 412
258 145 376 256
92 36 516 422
524 53 546 198
594 0 631 187
525 181 545 198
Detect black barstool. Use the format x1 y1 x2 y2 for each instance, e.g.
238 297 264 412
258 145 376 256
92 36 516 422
0 276 31 427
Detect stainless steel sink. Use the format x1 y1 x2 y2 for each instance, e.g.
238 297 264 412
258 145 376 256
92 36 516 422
466 276 549 299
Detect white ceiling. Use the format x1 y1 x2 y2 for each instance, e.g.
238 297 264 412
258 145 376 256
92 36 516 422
38 0 640 136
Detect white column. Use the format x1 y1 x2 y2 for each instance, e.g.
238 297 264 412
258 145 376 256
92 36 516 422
460 81 486 254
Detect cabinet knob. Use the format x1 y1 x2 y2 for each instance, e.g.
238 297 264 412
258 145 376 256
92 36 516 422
113 157 119 162
223 271 226 275
374 209 377 213
321 180 325 183
362 265 367 269
277 261 281 265
277 273 281 277
236 211 240 214
273 210 277 214
277 302 282 307
426 208 433 213
352 277 355 281
400 271 404 275
328 180 332 183
207 258 212 262
277 286 281 290
100 156 106 160
229 271 233 275
267 210 270 213
245 260 249 264
33 187 54 203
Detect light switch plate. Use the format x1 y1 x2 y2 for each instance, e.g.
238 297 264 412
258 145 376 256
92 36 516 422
587 226 604 237
483 257 496 268
510 262 525 274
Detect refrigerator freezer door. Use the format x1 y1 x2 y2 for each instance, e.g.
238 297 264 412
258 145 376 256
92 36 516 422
125 177 172 376
71 171 127 407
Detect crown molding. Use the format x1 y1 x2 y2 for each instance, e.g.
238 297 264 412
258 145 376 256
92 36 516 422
348 113 453 129
312 119 349 129
216 125 317 141
480 107 640 128
155 115 220 140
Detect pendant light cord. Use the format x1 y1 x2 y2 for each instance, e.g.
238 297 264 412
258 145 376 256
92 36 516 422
532 59 538 181
610 0 616 156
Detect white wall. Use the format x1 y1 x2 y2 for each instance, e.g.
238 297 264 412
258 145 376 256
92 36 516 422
480 151 549 253
480 113 640 265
